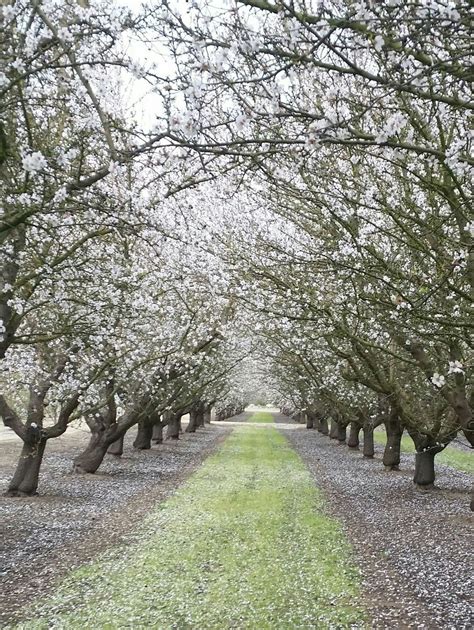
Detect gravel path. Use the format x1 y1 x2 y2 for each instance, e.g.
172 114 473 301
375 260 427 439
0 423 230 626
280 423 473 630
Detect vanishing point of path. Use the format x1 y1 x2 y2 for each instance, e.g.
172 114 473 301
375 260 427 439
5 411 473 629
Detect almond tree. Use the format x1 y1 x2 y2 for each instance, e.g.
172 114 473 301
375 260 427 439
153 1 472 489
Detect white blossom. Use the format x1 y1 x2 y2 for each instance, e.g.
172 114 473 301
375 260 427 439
22 151 47 174
374 35 385 52
431 373 446 388
447 361 464 375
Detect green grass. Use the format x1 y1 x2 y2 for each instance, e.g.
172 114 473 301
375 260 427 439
18 427 364 629
373 431 473 474
248 410 275 423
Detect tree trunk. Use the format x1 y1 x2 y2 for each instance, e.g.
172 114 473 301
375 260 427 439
6 438 47 496
186 410 198 433
347 422 360 448
203 409 211 424
383 413 403 470
73 431 110 474
152 423 163 443
363 425 375 458
166 415 180 440
196 409 205 428
318 416 329 435
133 419 153 450
329 419 339 439
306 413 313 429
413 450 437 488
107 435 124 456
337 424 347 443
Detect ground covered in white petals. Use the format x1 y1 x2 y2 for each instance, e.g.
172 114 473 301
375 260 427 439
14 425 364 629
282 422 473 629
0 424 230 626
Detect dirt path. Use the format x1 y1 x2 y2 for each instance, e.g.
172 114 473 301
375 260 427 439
0 423 230 626
280 422 473 629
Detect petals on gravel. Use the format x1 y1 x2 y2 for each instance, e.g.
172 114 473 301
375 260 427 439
0 425 230 625
281 422 473 630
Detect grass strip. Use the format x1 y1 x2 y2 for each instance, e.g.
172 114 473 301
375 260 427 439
248 411 275 423
19 426 365 629
373 432 473 474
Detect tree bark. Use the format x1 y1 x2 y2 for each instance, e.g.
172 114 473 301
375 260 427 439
347 422 360 448
186 409 198 433
337 424 347 443
152 422 163 443
73 402 141 473
306 413 313 429
107 435 124 456
196 408 205 428
166 415 180 440
383 412 403 470
329 419 339 439
203 408 211 424
6 437 47 496
133 419 153 450
413 450 438 487
73 431 110 474
318 416 329 435
363 425 375 458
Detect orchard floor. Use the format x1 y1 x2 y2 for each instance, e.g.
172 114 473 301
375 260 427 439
0 421 231 626
0 412 472 629
279 422 473 630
